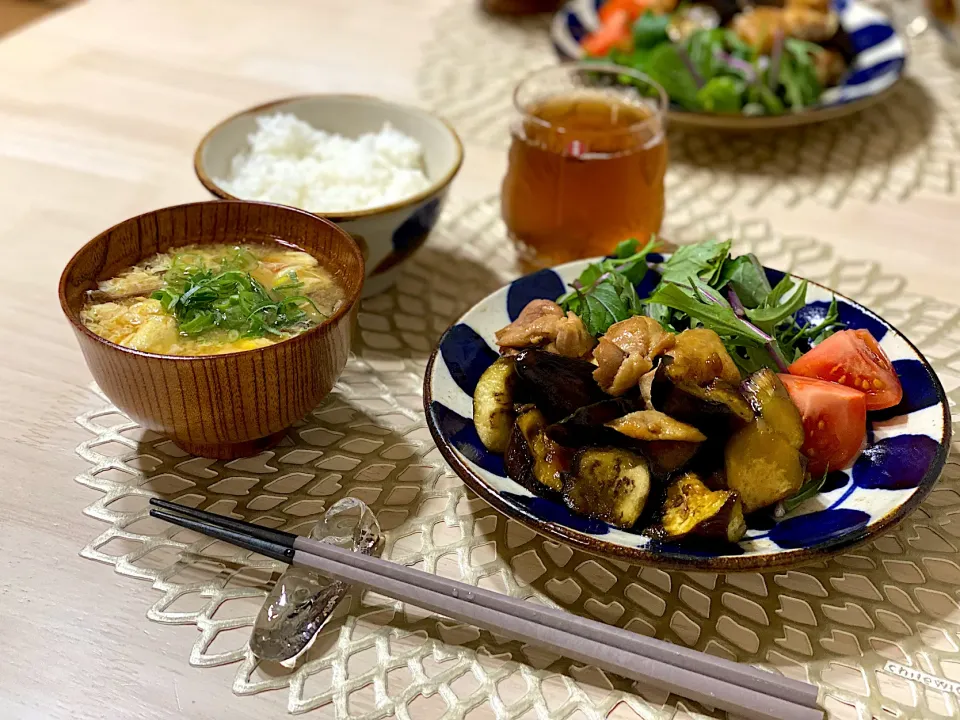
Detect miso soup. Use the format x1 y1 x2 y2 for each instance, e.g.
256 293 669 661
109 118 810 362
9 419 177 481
81 243 345 356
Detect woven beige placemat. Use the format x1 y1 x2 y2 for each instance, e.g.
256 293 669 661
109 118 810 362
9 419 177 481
76 196 960 719
417 2 960 208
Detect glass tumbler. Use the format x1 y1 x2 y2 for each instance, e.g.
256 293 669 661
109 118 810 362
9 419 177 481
501 62 668 270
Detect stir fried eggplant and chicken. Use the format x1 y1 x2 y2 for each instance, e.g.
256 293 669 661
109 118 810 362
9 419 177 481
471 240 904 548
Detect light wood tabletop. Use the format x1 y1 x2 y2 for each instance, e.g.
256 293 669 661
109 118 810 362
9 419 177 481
1 1 959 720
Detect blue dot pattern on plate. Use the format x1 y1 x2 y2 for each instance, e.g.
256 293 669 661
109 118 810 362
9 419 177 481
870 359 941 420
502 492 610 535
506 269 566 321
550 0 906 112
794 300 888 341
429 401 505 477
853 435 941 490
438 324 499 397
426 257 948 566
769 509 871 549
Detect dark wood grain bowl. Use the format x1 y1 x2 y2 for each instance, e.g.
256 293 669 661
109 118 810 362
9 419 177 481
59 200 365 459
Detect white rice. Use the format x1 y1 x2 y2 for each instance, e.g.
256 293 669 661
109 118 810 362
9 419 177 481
216 112 431 213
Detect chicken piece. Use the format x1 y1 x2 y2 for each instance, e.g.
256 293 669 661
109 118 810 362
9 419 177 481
593 317 676 396
648 0 679 12
788 0 830 13
666 328 741 387
552 312 596 357
783 5 838 42
495 300 595 358
812 48 845 86
607 410 707 443
732 7 785 54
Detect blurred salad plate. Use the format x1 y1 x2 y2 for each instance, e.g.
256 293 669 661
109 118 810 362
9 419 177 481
551 0 907 129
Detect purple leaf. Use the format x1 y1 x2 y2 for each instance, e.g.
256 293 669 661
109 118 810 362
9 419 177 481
713 48 757 84
768 31 784 91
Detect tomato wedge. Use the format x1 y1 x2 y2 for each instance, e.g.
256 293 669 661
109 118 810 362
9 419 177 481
788 329 902 411
598 0 649 23
779 375 867 476
581 9 632 56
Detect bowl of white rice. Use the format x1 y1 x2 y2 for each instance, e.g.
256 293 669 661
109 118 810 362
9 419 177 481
195 95 463 296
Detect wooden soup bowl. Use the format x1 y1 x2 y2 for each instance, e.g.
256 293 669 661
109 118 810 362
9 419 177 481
59 201 364 459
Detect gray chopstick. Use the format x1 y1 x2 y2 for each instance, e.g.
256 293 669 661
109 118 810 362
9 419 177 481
293 537 822 720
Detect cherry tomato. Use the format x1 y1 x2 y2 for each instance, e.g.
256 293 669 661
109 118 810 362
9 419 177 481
598 0 649 23
788 329 902 411
581 9 632 56
779 374 867 476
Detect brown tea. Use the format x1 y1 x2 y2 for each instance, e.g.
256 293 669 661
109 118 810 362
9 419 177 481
501 92 667 269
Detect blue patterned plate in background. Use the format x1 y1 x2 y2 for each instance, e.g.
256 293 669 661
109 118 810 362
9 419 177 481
423 257 949 571
550 0 907 129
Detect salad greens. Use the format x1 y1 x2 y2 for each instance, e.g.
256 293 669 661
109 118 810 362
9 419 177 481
557 238 658 337
601 12 824 114
152 249 324 338
781 469 830 513
556 237 844 373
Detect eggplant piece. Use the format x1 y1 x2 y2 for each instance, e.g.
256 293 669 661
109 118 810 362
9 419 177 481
505 422 537 492
564 447 651 528
740 368 804 450
700 467 728 491
545 397 638 447
665 328 741 387
660 472 746 543
607 410 707 443
671 379 754 423
821 25 856 64
645 440 701 477
473 356 518 452
639 359 671 411
515 405 570 492
725 420 806 513
514 349 606 423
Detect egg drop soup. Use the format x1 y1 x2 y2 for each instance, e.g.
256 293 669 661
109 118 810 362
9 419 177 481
81 243 345 356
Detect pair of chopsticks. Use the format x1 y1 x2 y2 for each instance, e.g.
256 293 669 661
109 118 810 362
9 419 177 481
149 498 822 720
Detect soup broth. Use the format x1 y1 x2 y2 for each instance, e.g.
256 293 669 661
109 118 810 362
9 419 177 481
81 243 345 356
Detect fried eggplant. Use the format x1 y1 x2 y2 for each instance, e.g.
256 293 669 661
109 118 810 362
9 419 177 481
545 397 638 447
725 420 806 512
514 405 570 492
669 379 754 423
645 440 702 477
514 348 606 422
665 328 741 387
563 447 651 528
660 472 746 543
740 368 804 450
473 356 518 453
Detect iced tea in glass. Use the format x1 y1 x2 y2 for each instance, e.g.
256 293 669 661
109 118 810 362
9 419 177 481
501 63 668 269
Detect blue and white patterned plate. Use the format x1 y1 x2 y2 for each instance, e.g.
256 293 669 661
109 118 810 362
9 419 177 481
550 0 907 129
423 257 950 571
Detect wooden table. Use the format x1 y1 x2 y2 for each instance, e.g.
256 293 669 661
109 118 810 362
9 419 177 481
1 1 958 719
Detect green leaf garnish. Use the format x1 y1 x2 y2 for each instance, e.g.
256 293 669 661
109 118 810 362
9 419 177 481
556 237 660 336
151 250 325 339
658 239 731 286
647 281 768 345
782 470 830 513
716 254 771 308
632 11 671 50
745 277 808 332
